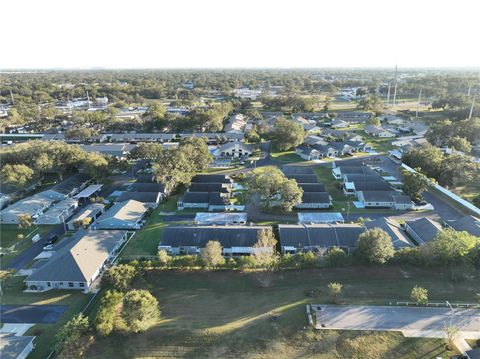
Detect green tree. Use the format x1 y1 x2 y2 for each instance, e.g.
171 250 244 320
17 213 33 229
54 314 91 356
94 290 124 336
101 264 137 292
157 249 171 266
325 247 349 267
121 289 160 333
201 240 225 268
410 285 428 305
253 228 278 269
429 229 479 265
448 136 472 154
1 164 34 188
358 94 383 114
271 118 305 151
128 142 164 161
401 169 433 201
81 153 110 179
327 282 343 304
439 155 479 187
64 128 99 141
246 167 303 212
355 228 395 265
402 145 445 179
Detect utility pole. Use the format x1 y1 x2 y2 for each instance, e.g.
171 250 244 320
467 83 472 96
86 91 90 109
9 89 14 105
415 88 422 119
386 83 391 107
392 65 398 108
469 96 476 120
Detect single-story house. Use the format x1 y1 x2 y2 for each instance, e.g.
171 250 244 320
67 203 105 230
297 212 345 224
191 174 233 185
295 192 332 209
158 225 271 257
194 212 248 225
129 182 168 197
285 174 319 184
0 333 35 359
364 217 414 249
177 192 230 211
364 124 396 138
25 230 128 292
281 166 314 175
332 165 375 179
0 194 55 224
109 133 176 143
278 223 364 254
311 144 338 157
342 174 383 184
116 192 162 207
80 143 135 159
188 183 231 195
305 135 328 146
447 215 480 237
329 142 354 155
297 183 326 192
330 119 349 128
35 199 79 225
405 217 443 245
335 112 371 124
357 191 414 210
295 145 321 160
73 184 103 200
343 180 392 196
180 132 245 143
49 174 91 198
215 141 253 158
94 200 148 230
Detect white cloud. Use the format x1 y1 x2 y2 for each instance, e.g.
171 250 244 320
2 0 479 68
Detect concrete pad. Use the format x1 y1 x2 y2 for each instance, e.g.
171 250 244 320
313 305 480 338
0 323 34 336
1 305 68 324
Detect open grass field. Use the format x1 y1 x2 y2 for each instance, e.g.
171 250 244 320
85 267 479 359
0 224 54 268
1 274 93 359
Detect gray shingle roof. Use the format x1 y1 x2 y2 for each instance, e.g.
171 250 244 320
286 174 318 183
406 217 443 243
50 174 90 195
26 230 127 282
191 174 232 184
161 225 271 248
281 166 314 175
353 181 392 191
301 192 331 204
278 224 364 249
449 215 480 237
297 183 326 192
116 192 161 204
364 217 414 249
189 183 230 193
359 191 397 202
130 182 166 193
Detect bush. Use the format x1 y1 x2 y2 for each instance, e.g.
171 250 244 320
157 250 171 266
101 264 137 292
327 282 343 304
325 247 350 267
410 285 428 305
121 289 160 333
170 255 203 268
94 290 124 336
392 247 426 266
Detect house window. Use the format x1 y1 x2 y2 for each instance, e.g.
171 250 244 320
68 282 74 287
47 282 51 287
79 283 85 287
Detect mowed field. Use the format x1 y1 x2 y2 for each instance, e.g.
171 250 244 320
85 267 479 359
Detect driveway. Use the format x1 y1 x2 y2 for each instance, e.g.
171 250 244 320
313 304 480 338
1 305 68 324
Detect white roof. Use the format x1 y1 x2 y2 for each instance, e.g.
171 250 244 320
298 212 345 224
194 212 248 223
73 185 103 199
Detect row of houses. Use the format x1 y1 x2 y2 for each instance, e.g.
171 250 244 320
0 174 92 224
282 166 332 209
177 174 236 211
332 163 414 210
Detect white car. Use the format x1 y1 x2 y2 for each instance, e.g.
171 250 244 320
43 244 55 251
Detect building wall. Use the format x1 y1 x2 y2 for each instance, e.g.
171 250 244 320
295 203 331 209
25 280 88 292
363 201 394 208
177 202 209 210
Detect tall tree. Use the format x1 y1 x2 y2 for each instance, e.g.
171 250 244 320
201 240 225 268
271 118 305 151
246 167 303 212
355 228 395 265
429 229 479 265
401 169 433 201
101 264 137 292
1 164 34 188
121 290 160 333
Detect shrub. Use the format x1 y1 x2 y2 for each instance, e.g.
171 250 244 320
325 247 350 267
410 285 428 305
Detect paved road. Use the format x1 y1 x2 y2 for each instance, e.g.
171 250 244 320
313 305 480 337
1 305 68 324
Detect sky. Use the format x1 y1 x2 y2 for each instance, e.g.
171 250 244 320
2 0 480 69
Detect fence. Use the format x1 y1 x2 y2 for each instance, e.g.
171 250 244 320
401 163 480 216
391 301 480 308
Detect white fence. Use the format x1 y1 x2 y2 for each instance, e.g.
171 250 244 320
401 163 480 216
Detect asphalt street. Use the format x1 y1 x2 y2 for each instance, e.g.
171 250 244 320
1 304 68 324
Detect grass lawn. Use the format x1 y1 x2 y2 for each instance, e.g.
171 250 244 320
0 225 54 268
1 274 93 359
271 150 305 163
85 267 478 359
